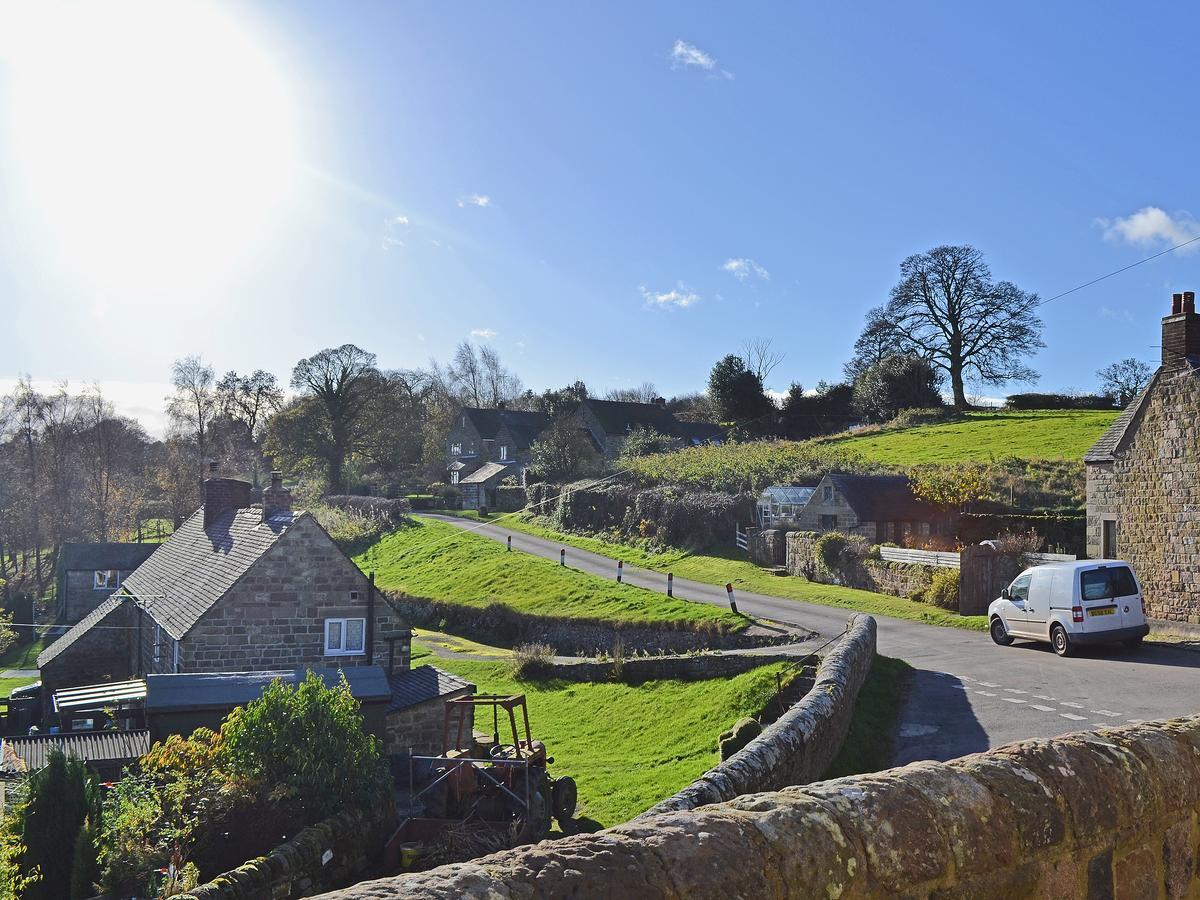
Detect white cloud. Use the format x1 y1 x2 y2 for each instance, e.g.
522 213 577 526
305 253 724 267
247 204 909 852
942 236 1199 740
381 213 409 250
722 257 770 281
457 194 491 208
670 40 733 79
470 328 498 340
1099 206 1200 251
640 283 700 310
1099 306 1134 324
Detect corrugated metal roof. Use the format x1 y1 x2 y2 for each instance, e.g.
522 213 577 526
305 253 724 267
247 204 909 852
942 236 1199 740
38 592 129 668
59 542 160 572
54 679 146 712
760 486 815 505
2 730 150 773
388 665 473 712
145 666 392 713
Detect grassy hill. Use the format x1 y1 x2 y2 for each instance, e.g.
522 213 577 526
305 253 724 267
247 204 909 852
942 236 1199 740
824 410 1119 465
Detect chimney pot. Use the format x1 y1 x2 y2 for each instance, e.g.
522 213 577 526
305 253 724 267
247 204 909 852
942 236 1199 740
262 470 292 521
208 459 219 475
1162 290 1200 368
1186 291 1196 315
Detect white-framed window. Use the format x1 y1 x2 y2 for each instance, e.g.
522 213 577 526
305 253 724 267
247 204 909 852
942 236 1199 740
499 444 509 461
451 442 463 455
451 470 459 484
325 618 366 656
153 624 162 664
823 486 834 502
94 569 119 590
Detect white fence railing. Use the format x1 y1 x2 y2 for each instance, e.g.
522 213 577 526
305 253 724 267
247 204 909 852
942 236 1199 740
735 524 749 553
879 547 960 569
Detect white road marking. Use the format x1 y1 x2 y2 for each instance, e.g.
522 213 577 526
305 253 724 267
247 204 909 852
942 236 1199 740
978 681 999 688
1128 719 1145 724
1003 689 1028 695
1031 704 1056 712
1034 695 1056 701
1060 713 1087 721
1002 698 1026 704
975 691 996 697
1091 709 1121 718
1060 701 1084 709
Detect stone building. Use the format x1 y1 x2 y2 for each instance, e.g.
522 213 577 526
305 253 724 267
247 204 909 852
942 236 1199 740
1085 291 1200 622
445 406 551 484
795 474 952 544
38 468 473 746
572 398 724 459
55 542 159 623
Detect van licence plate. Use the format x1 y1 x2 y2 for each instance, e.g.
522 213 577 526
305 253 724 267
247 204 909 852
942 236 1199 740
1089 606 1116 617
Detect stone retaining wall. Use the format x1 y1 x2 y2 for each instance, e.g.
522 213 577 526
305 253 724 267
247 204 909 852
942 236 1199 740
747 527 788 567
537 649 809 684
386 594 803 656
640 613 876 817
178 806 392 900
316 714 1200 899
785 531 938 600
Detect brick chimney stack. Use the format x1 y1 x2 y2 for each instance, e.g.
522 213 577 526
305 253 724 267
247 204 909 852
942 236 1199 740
202 461 253 529
1162 291 1200 369
262 470 293 521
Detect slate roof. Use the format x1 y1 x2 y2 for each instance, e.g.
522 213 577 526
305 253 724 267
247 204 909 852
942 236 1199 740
59 542 159 572
387 664 473 711
37 592 128 668
1 730 150 774
119 506 302 639
1083 365 1176 463
146 666 392 712
675 420 726 445
462 408 551 441
825 474 938 521
459 461 514 485
581 399 682 436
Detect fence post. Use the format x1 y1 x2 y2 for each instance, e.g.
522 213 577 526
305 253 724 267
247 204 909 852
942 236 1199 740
617 560 623 583
726 582 738 615
507 536 512 552
560 548 565 567
667 573 673 597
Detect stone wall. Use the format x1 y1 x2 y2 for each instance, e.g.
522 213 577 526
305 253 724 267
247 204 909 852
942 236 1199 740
384 689 474 757
387 595 805 657
316 714 1200 899
1084 364 1200 622
747 528 788 567
178 806 392 900
536 650 807 684
40 599 137 716
785 531 938 600
641 614 875 817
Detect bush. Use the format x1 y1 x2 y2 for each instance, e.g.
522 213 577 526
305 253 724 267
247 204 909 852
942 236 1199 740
851 354 943 424
926 569 960 610
311 496 412 552
993 529 1044 560
1005 392 1115 410
814 532 868 580
886 407 963 429
508 642 555 679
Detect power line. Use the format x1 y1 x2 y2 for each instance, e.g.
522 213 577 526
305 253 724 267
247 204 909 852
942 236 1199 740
1039 234 1200 307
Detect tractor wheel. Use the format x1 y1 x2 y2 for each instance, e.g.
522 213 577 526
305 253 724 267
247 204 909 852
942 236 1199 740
552 776 577 825
514 774 553 844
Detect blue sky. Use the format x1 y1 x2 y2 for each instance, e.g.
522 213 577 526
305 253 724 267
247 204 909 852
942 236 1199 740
1 1 1197 432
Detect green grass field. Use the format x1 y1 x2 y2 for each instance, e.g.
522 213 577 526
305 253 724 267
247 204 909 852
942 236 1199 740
824 410 1118 465
824 656 911 778
425 513 987 632
355 518 743 629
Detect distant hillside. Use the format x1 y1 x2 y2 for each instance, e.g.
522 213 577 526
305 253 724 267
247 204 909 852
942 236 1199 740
824 410 1119 465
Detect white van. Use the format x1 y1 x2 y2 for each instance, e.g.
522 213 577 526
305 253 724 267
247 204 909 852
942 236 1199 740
988 560 1150 657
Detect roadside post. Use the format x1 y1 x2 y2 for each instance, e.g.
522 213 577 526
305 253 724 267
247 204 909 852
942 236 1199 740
726 582 738 614
507 535 512 552
667 572 674 597
560 548 566 567
617 560 623 583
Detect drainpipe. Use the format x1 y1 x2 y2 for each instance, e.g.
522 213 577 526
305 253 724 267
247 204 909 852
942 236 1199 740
366 572 375 665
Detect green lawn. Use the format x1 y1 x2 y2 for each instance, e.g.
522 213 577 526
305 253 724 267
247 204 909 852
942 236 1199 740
415 635 790 826
355 518 743 630
825 410 1119 464
0 632 52 670
824 656 911 778
424 514 987 632
0 676 37 699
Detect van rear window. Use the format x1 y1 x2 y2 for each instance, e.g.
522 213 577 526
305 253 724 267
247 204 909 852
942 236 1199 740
1080 567 1137 601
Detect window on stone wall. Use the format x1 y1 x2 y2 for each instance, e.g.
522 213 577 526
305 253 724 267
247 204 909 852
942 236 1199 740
94 569 119 590
325 617 366 656
451 442 462 455
823 486 834 502
820 514 838 528
500 444 509 461
451 470 459 484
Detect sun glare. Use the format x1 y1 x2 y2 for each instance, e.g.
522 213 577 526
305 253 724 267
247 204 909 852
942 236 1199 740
2 1 299 288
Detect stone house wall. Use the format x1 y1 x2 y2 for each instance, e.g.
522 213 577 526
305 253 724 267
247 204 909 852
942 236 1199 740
62 569 127 624
572 402 625 458
40 602 137 707
794 484 874 539
445 413 485 480
1086 366 1200 622
384 688 475 757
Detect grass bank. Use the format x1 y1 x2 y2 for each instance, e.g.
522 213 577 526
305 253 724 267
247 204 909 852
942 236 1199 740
423 513 987 632
355 518 742 630
409 631 790 827
824 655 911 778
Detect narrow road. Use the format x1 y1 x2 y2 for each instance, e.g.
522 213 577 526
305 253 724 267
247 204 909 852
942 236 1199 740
425 514 1200 764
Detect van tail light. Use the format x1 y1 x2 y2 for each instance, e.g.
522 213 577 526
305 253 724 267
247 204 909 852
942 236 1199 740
1072 606 1084 623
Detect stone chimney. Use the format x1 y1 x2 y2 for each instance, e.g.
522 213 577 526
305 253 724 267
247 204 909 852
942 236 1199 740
1162 291 1200 368
202 462 253 529
262 470 293 521
653 397 667 407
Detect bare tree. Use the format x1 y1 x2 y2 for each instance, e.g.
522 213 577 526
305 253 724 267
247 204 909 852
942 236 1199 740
741 338 785 385
166 354 217 464
1097 358 1153 407
605 382 659 403
445 342 523 408
843 306 897 381
216 370 283 438
869 245 1044 408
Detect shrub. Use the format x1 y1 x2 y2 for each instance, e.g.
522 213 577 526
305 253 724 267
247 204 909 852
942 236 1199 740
311 496 411 552
1005 392 1115 410
508 642 555 679
994 529 1044 560
851 354 943 424
814 532 868 580
926 569 960 610
886 407 963 429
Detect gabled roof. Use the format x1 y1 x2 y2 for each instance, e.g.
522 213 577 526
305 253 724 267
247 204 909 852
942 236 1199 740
824 474 938 521
581 399 682 436
119 506 303 639
500 421 549 450
387 664 473 711
1084 365 1172 463
2 730 151 774
459 461 515 485
462 407 551 441
38 592 129 668
59 542 159 572
675 421 726 444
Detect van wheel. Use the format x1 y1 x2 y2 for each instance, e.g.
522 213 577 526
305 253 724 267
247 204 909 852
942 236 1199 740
990 617 1014 646
1051 625 1074 658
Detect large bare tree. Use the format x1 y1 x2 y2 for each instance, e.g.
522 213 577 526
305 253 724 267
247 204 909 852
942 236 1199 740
864 245 1044 408
1096 357 1153 407
741 338 785 386
166 354 217 465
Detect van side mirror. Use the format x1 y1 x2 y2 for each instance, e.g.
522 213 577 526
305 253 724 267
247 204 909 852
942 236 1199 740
1000 588 1011 600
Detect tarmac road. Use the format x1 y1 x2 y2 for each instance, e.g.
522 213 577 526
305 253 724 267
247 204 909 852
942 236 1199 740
424 514 1200 764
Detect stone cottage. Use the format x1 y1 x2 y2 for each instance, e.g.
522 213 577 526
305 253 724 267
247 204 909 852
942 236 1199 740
572 398 723 459
795 474 952 544
38 468 473 747
56 542 159 623
445 406 551 484
1085 290 1200 622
